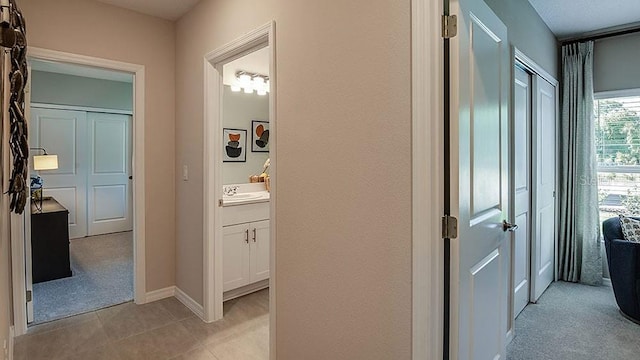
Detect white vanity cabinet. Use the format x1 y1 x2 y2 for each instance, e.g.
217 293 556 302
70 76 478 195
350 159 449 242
222 201 270 293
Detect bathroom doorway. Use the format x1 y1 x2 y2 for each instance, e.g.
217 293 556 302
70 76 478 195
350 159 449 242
203 22 276 358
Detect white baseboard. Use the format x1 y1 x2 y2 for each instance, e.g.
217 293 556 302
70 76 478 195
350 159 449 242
175 287 205 321
8 326 14 360
223 280 269 302
505 328 514 346
145 286 176 303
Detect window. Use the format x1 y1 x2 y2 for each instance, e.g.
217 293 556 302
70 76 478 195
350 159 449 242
596 95 640 221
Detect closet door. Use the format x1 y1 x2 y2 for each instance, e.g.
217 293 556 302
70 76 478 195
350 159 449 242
87 112 132 235
531 76 556 302
513 65 531 317
30 108 88 239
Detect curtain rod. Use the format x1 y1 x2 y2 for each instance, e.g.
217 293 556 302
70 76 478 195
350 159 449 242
562 26 640 45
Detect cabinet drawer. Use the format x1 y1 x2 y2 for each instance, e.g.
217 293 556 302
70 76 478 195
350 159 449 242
222 201 269 226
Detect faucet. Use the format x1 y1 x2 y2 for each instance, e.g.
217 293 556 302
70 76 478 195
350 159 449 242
223 186 239 196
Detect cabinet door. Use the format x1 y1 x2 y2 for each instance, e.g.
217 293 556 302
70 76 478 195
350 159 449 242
223 224 251 292
250 220 270 283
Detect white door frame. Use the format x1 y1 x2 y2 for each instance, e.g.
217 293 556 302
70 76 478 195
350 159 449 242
11 47 146 336
411 0 445 359
202 22 276 358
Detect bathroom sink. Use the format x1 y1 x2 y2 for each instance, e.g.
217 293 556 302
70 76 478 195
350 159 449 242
224 193 262 200
222 191 269 206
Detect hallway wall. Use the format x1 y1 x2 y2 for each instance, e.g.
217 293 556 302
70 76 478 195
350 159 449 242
20 0 177 294
175 0 412 358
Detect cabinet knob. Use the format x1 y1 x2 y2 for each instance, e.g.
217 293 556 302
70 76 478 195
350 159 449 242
245 229 249 243
252 228 257 242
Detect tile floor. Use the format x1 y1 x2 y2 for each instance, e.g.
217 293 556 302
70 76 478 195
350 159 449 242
15 289 269 360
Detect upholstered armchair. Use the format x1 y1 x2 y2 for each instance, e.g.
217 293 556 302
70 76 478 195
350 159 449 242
603 217 640 323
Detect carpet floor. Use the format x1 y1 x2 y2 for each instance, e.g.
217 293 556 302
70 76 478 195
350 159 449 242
32 231 133 324
507 281 640 360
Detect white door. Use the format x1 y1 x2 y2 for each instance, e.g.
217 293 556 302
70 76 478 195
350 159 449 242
250 220 270 282
451 0 510 358
222 224 251 292
87 112 132 235
30 108 88 239
531 77 556 302
513 65 531 318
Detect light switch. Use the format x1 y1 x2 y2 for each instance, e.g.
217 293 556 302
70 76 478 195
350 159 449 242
183 165 189 181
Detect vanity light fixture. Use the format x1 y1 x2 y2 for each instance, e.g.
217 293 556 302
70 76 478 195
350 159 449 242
233 70 270 96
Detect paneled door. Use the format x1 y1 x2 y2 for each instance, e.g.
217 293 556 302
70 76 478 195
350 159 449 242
513 65 532 318
450 0 510 358
30 107 133 238
87 112 132 235
531 77 556 302
30 108 88 239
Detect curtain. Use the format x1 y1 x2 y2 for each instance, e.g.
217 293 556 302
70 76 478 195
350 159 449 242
558 41 602 285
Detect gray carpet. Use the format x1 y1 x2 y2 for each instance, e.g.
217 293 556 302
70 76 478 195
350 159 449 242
32 231 133 324
507 281 640 360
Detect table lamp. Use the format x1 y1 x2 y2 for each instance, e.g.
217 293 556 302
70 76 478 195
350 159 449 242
31 147 58 211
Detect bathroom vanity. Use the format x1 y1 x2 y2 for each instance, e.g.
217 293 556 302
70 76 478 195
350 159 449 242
222 183 270 299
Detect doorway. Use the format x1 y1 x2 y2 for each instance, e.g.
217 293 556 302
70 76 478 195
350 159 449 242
11 47 146 336
511 51 558 324
26 60 134 324
203 22 276 358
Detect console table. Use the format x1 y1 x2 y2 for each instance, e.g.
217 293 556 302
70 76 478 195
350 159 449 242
31 197 72 283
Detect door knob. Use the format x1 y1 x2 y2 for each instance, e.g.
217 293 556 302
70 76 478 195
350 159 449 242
502 220 518 232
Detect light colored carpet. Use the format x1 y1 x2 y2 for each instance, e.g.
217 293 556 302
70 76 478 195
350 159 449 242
32 231 133 324
507 281 640 360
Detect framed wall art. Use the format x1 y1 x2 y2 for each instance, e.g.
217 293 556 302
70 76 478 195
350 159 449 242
251 120 270 152
223 128 247 162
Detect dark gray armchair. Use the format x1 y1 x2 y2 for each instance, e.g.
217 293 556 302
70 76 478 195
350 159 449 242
603 217 640 323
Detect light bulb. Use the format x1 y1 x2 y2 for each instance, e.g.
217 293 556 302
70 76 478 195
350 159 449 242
257 89 267 96
253 76 265 86
238 74 251 85
231 85 241 92
243 85 254 94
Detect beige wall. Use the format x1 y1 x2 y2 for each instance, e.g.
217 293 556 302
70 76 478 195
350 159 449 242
176 0 412 358
21 0 177 292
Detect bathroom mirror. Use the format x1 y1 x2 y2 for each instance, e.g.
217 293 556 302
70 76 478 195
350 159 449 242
222 47 270 185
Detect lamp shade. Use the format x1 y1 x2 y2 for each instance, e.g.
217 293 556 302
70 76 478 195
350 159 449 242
33 154 58 170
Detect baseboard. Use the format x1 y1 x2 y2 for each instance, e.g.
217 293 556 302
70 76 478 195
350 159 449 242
174 287 205 321
145 286 176 303
505 328 514 346
8 326 14 360
223 280 269 302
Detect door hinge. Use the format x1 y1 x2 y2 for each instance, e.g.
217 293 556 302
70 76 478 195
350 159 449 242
442 15 458 39
26 290 32 302
442 215 458 239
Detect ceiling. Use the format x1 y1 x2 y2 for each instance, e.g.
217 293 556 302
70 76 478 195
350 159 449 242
528 0 640 40
30 59 134 83
222 47 270 87
93 0 200 21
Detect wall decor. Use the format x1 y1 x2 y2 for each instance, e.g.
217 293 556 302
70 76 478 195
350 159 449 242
251 120 270 152
223 128 247 162
2 0 29 214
